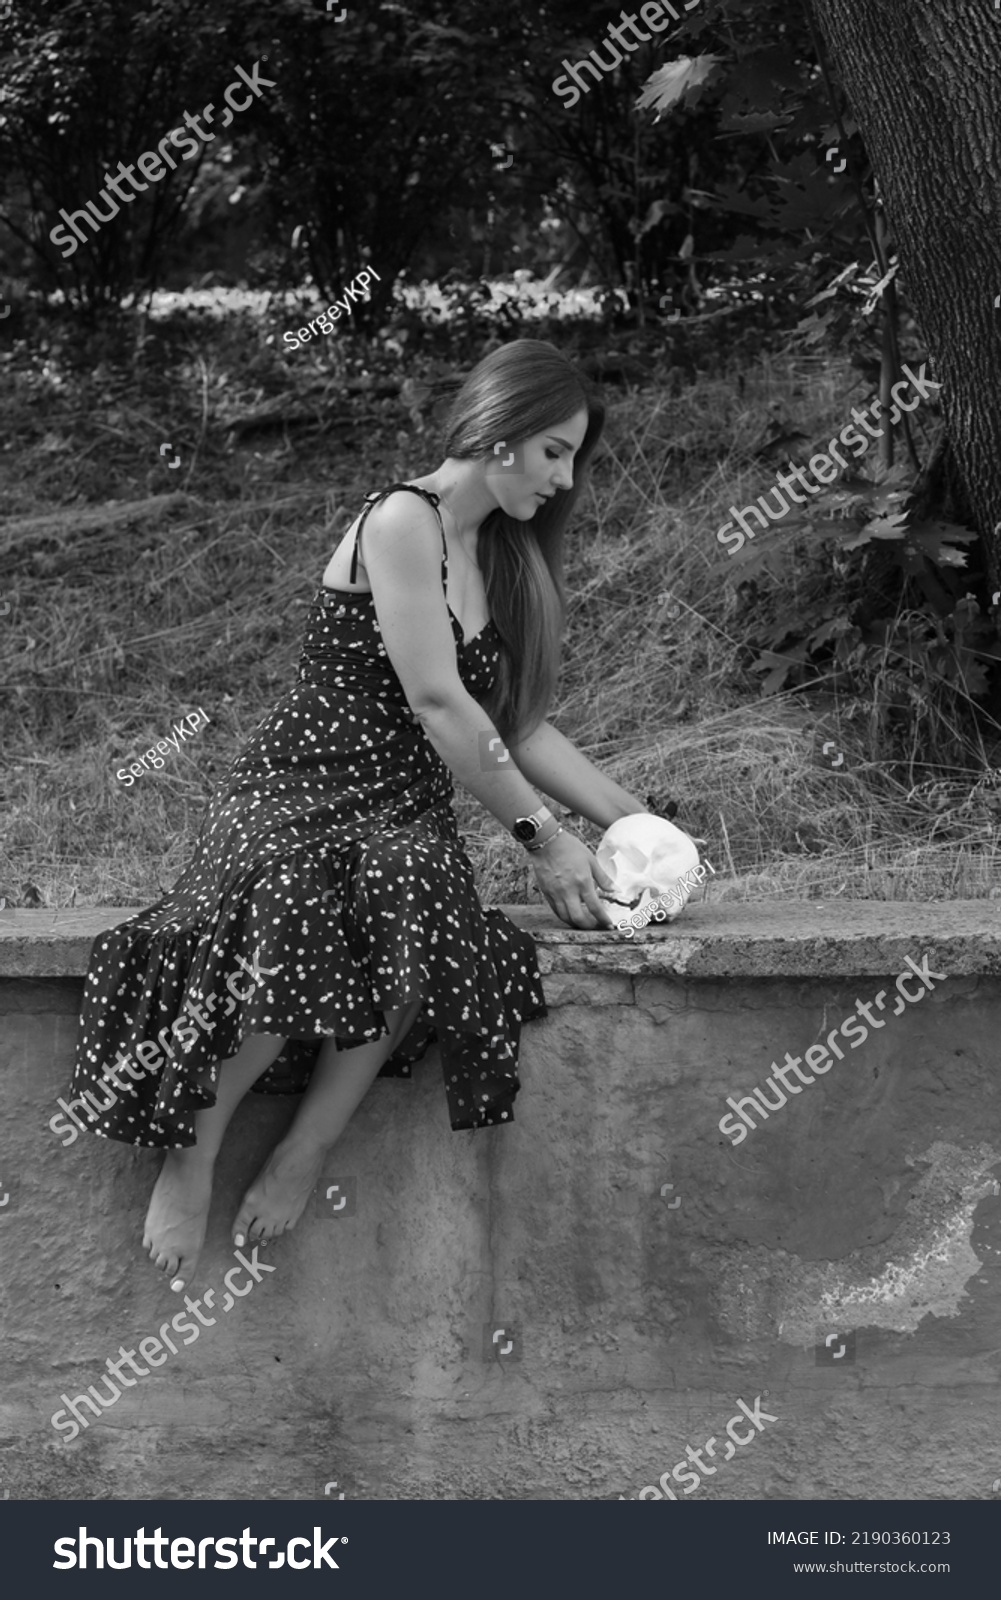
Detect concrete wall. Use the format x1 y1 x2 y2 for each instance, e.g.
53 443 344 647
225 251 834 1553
1 904 1000 1502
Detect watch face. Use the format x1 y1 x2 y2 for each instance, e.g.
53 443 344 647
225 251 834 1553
513 817 537 841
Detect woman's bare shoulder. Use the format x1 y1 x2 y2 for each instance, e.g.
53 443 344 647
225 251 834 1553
322 485 441 592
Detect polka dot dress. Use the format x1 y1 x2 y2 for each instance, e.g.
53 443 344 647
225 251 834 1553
70 483 548 1148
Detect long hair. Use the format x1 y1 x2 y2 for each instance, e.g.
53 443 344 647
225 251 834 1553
439 339 605 743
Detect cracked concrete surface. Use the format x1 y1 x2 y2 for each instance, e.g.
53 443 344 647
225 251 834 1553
2 908 1001 1500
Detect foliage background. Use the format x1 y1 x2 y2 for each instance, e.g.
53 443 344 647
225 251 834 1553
2 0 1000 911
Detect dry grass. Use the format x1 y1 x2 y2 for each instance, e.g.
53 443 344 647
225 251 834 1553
2 324 999 912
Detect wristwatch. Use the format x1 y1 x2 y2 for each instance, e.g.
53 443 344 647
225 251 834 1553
512 804 555 845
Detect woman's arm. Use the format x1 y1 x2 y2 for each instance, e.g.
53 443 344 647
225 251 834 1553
361 493 541 830
360 494 614 926
508 720 649 829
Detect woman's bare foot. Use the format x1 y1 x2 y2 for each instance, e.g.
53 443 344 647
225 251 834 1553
142 1147 215 1291
232 1136 327 1246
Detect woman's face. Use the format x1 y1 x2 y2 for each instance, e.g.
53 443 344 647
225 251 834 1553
484 406 590 519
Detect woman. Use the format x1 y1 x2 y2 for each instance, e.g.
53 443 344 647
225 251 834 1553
70 338 652 1291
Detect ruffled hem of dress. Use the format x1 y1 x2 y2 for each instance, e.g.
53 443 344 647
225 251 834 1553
71 847 546 1146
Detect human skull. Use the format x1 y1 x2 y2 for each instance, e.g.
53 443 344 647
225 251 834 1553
596 813 701 928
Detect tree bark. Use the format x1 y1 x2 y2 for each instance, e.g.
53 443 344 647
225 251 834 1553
810 0 1001 583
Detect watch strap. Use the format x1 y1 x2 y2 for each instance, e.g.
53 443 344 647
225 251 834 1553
513 804 554 842
525 824 564 854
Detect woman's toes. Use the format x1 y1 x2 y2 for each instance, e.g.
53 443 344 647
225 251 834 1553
232 1140 326 1245
170 1250 197 1290
143 1150 213 1285
234 1198 282 1246
231 1204 256 1249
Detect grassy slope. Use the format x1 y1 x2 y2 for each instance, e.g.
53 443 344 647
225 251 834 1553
2 305 999 913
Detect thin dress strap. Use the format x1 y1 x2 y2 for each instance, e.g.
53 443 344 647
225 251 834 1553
349 483 447 594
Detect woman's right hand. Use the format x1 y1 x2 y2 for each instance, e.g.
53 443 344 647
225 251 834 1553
529 831 616 930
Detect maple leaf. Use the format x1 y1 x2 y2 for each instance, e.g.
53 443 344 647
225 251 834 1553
637 56 721 117
906 519 977 567
841 510 910 550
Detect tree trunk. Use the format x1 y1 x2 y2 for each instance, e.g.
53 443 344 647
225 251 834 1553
810 0 1001 585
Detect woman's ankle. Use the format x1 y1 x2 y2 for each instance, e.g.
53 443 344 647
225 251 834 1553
165 1141 218 1173
275 1127 332 1162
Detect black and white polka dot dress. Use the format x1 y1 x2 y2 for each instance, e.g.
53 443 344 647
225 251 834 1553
70 483 548 1148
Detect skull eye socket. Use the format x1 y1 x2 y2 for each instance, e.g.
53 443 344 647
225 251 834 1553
596 815 701 914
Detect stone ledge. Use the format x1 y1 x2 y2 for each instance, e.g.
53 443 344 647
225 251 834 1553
0 901 997 978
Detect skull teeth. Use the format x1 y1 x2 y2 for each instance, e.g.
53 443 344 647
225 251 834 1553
596 813 701 917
